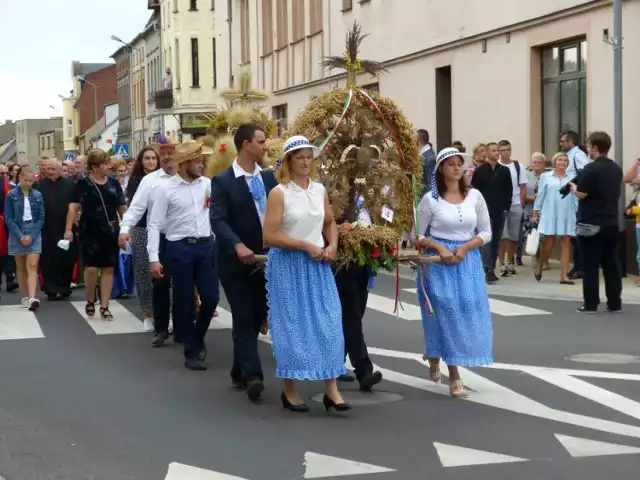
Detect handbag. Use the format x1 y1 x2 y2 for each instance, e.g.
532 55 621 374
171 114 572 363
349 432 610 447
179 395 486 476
576 223 601 237
525 228 540 256
89 177 119 235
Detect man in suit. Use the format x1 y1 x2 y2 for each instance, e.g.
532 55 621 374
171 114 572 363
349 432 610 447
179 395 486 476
211 123 274 402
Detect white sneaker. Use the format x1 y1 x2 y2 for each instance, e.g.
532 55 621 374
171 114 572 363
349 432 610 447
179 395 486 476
28 298 40 311
143 318 155 332
168 319 173 334
20 297 29 308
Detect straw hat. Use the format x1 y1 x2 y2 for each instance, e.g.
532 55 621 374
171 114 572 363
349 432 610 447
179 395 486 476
173 140 214 164
149 138 178 152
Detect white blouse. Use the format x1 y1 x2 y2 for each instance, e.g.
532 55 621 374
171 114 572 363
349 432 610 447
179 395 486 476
23 196 33 222
277 181 326 248
417 188 492 245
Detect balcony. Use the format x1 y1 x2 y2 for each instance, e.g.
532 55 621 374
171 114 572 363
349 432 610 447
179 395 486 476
154 89 173 109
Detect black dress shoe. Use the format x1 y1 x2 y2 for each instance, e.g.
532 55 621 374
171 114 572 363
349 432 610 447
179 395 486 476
184 358 207 370
338 373 355 382
280 392 309 412
231 377 246 389
152 331 169 347
197 345 208 361
358 371 383 391
322 394 351 412
246 378 264 401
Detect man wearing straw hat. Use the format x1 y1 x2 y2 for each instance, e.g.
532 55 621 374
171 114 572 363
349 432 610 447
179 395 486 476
147 140 219 371
119 139 179 347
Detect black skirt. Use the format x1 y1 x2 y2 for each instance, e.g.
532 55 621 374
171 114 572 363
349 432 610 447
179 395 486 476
79 219 119 268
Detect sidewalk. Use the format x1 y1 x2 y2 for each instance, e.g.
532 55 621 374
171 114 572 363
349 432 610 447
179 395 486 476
384 249 640 304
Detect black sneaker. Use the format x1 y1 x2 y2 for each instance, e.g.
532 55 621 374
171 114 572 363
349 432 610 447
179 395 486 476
152 331 169 347
607 306 622 313
184 358 207 371
577 305 597 314
246 378 265 401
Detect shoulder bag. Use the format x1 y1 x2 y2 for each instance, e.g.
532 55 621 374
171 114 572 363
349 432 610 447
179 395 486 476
89 176 119 235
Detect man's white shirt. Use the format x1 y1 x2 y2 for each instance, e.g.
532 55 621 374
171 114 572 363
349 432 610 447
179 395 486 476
120 169 173 235
147 175 212 263
567 146 589 178
232 159 265 226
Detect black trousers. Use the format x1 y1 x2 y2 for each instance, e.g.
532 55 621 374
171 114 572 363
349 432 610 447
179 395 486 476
221 270 267 383
482 209 506 271
571 237 583 272
0 254 16 286
334 264 374 378
578 226 622 310
152 234 177 335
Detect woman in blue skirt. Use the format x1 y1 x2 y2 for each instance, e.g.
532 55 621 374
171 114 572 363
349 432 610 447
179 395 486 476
263 135 350 413
416 147 493 398
4 166 45 311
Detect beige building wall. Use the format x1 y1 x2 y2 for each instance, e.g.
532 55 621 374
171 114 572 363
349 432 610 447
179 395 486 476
38 129 64 160
238 0 639 179
132 35 147 154
161 0 231 115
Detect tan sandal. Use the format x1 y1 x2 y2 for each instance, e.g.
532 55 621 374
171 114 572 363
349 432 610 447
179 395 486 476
423 355 441 383
449 379 468 398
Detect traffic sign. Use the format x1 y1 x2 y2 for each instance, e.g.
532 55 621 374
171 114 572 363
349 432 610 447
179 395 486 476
114 144 129 159
64 153 75 161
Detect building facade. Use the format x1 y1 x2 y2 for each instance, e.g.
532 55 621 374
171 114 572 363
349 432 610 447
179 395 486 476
38 129 64 159
113 47 133 152
75 64 118 137
63 62 112 156
158 0 231 139
132 29 148 155
15 118 62 166
144 9 165 143
235 0 639 174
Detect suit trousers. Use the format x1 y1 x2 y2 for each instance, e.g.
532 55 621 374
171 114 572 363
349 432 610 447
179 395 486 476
221 269 267 383
152 234 175 335
334 263 374 378
482 209 506 271
578 226 622 310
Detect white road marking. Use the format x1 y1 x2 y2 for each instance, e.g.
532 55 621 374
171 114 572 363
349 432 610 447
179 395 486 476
400 288 551 316
165 462 248 479
366 293 421 320
527 369 640 422
209 307 233 330
433 442 528 467
554 434 640 458
368 346 640 439
70 301 146 335
482 362 640 381
303 452 395 478
0 305 45 340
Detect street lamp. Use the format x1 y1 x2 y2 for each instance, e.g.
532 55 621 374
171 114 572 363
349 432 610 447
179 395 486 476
75 75 99 124
111 34 136 154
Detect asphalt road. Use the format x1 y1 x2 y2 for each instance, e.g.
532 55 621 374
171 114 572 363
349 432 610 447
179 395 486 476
1 273 640 480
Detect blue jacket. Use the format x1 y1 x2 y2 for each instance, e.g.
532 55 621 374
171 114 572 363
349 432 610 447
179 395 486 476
4 187 45 241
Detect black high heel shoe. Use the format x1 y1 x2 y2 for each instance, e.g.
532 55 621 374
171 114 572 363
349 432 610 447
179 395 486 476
280 392 309 412
322 394 351 412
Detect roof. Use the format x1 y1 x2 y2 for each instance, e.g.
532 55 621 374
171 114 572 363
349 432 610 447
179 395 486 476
0 137 16 164
71 62 112 78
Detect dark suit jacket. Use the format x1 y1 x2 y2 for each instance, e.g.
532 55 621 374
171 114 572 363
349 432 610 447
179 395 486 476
210 166 277 279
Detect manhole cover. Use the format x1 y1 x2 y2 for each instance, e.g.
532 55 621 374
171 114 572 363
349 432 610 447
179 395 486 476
310 390 403 406
568 353 640 364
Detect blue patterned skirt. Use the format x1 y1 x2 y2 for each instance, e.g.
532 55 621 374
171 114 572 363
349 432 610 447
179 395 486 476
416 237 493 366
266 248 346 380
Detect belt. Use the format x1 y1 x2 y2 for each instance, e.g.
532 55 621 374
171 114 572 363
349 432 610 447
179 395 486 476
22 220 33 224
180 236 213 245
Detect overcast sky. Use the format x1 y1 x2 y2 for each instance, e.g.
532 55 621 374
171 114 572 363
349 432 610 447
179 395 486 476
0 0 151 123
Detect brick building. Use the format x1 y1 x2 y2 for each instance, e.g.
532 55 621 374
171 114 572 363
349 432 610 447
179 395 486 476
75 64 117 137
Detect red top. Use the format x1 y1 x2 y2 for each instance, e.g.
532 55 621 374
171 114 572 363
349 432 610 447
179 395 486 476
0 176 9 255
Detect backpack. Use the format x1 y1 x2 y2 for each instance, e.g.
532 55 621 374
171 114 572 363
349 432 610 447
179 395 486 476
514 161 521 184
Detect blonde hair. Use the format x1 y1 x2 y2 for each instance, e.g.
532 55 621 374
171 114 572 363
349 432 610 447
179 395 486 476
19 165 34 177
531 152 546 163
275 149 318 184
551 152 568 167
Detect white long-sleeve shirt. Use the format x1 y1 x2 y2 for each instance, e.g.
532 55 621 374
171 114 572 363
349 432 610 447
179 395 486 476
147 175 213 263
120 169 172 235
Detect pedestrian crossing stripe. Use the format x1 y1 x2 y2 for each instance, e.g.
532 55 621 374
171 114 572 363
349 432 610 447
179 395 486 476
399 288 551 317
0 305 45 340
71 301 147 335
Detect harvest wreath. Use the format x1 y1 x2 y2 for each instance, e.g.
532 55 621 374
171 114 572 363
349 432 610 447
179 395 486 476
284 22 422 271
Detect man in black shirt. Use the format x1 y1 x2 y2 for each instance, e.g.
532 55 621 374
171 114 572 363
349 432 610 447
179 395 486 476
471 142 513 283
571 131 623 313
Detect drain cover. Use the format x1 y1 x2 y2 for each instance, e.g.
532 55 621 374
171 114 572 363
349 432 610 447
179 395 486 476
568 353 640 364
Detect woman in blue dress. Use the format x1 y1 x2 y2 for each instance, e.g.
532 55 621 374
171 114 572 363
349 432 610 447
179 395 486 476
4 166 45 311
532 152 578 284
263 135 350 414
416 147 493 398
